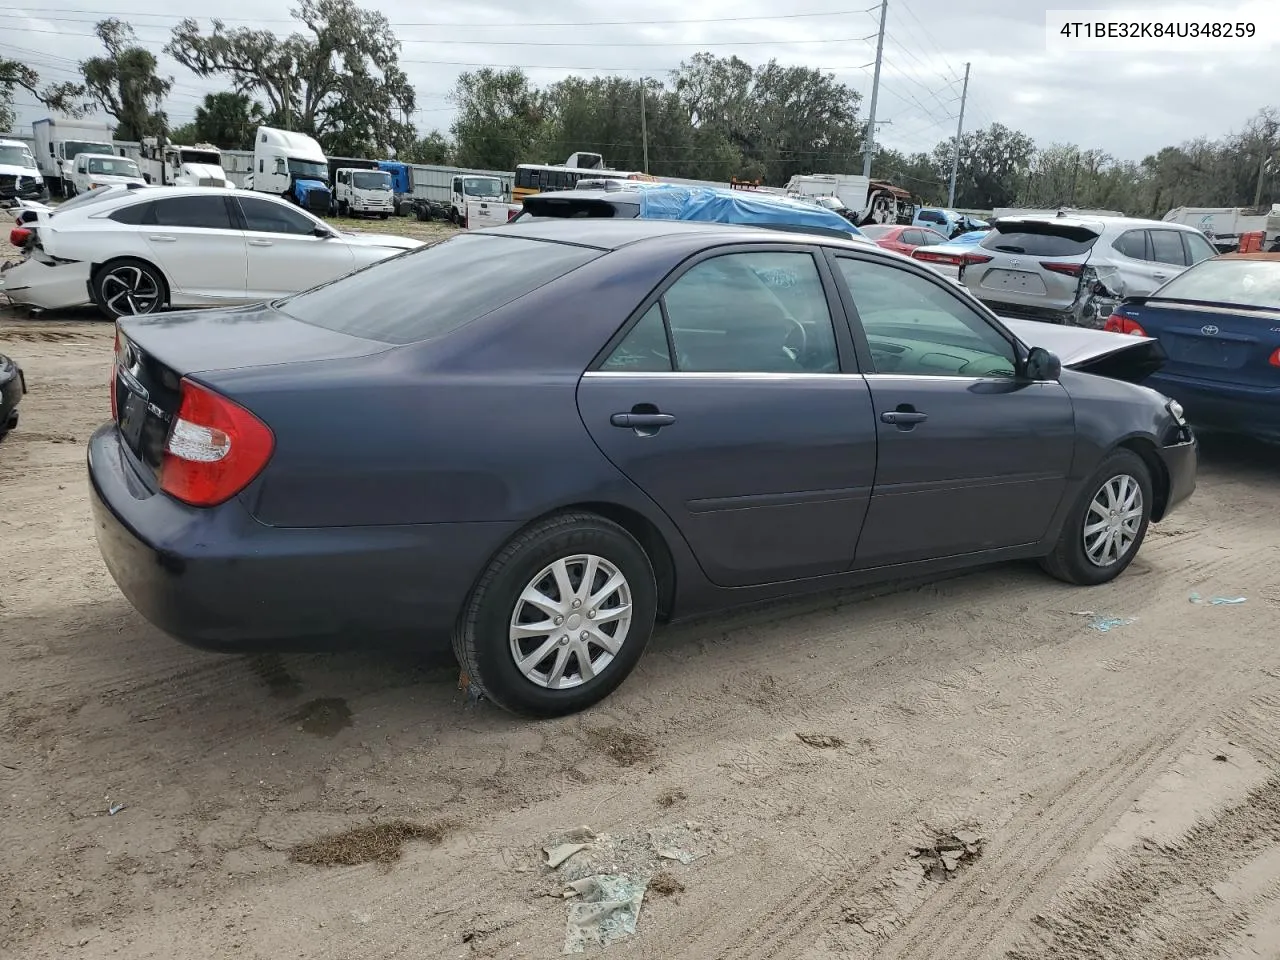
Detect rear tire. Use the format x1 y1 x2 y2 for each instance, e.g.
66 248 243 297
1040 448 1153 586
91 258 167 321
452 513 657 717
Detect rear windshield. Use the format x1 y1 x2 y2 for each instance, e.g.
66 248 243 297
522 197 640 219
1150 257 1280 308
275 233 603 344
981 222 1100 257
859 225 894 239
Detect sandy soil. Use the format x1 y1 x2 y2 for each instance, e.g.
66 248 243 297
3 301 1280 959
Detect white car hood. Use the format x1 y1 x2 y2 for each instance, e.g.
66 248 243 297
87 174 146 186
340 232 423 250
0 163 40 178
178 163 231 184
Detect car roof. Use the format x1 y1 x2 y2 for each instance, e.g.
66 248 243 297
994 214 1201 233
482 217 896 256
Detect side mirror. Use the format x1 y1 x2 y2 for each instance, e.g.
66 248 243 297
1024 346 1062 382
313 226 334 238
143 173 152 183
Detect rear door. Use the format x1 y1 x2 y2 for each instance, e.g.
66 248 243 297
576 243 878 588
965 219 1101 316
137 194 247 301
234 195 356 299
829 251 1076 567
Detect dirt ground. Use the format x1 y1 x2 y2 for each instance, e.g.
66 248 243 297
4 287 1280 959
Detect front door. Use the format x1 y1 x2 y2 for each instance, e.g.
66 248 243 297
828 252 1077 568
577 246 878 588
235 195 356 299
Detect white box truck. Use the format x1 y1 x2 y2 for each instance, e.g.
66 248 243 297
32 118 116 198
245 126 332 215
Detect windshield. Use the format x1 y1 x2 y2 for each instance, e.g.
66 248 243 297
180 149 221 166
64 141 114 160
0 145 37 169
352 171 392 191
87 156 140 177
1151 257 1280 307
462 177 503 197
288 158 328 180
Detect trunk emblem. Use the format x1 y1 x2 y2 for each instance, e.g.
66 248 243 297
1201 324 1219 336
1008 258 1021 268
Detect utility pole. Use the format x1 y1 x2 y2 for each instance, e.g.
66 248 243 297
861 0 888 179
946 61 970 207
640 78 649 174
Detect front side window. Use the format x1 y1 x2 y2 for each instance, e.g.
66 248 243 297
649 251 841 374
148 195 234 230
1149 229 1189 266
836 257 1016 378
237 196 322 235
1182 230 1218 264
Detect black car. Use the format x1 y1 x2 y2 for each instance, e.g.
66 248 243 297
89 219 1197 717
0 352 26 439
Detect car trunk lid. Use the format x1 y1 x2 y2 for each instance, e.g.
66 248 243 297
111 303 394 481
999 316 1167 384
968 218 1102 313
1119 298 1280 387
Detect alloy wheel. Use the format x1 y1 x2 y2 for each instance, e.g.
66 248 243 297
1082 473 1144 567
508 554 633 690
100 266 162 316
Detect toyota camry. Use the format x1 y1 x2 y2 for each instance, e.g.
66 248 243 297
89 219 1197 717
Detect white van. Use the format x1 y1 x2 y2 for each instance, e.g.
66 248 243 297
71 153 146 194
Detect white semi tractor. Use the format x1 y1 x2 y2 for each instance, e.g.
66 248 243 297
138 137 235 189
243 126 332 215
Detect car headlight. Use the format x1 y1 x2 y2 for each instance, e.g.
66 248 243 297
1167 399 1186 426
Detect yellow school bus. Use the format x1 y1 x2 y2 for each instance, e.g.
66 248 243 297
513 153 658 201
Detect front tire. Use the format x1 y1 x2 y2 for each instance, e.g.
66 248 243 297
337 200 349 217
1040 448 1153 586
91 258 167 320
452 513 658 717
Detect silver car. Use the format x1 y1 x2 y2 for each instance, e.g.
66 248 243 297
960 215 1219 326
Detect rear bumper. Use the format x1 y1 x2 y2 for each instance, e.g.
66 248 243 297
1146 372 1280 442
0 257 93 310
87 424 520 652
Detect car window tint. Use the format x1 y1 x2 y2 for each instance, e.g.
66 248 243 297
150 195 233 229
1149 229 1188 266
836 257 1016 378
1113 229 1147 260
109 200 154 225
238 196 318 235
276 234 601 345
661 251 839 374
1182 230 1218 264
600 304 672 372
921 229 948 245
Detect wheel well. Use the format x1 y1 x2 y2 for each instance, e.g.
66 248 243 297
91 257 171 305
1119 437 1170 520
522 503 677 621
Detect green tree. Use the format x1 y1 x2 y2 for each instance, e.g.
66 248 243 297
192 91 262 149
0 60 89 131
932 123 1036 209
81 19 172 141
399 131 452 165
166 0 415 154
450 68 545 170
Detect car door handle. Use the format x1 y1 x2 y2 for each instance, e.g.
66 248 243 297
148 235 177 242
1152 272 1167 280
881 410 928 425
248 239 273 247
610 412 675 429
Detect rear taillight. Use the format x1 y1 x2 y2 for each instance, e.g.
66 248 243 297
1041 261 1084 277
507 207 519 222
961 253 993 266
913 251 961 265
9 227 31 247
1103 313 1147 337
1270 347 1280 367
110 327 121 420
159 378 274 507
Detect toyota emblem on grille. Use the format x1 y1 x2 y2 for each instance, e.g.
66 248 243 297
1201 324 1220 336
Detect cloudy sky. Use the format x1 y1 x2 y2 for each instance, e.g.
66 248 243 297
7 0 1279 167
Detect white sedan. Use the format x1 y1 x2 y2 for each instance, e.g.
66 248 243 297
1 185 423 319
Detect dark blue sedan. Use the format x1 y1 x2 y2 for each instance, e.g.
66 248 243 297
1104 253 1280 443
89 219 1197 717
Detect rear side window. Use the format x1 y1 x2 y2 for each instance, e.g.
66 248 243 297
109 200 155 225
276 234 602 344
981 223 1100 257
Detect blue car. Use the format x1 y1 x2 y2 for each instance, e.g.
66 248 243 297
1104 253 1280 443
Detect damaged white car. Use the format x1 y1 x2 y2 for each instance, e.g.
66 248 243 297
1 185 424 320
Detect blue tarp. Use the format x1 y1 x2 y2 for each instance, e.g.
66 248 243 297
293 178 329 206
633 184 865 238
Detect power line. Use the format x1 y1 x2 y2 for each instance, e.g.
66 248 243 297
17 5 883 28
